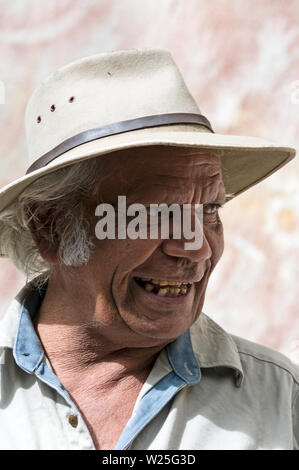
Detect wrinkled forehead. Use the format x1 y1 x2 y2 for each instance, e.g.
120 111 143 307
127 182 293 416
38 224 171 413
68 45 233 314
96 145 224 201
121 145 221 173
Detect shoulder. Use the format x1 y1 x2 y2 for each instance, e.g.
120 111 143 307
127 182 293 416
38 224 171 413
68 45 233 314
190 312 299 394
231 333 299 387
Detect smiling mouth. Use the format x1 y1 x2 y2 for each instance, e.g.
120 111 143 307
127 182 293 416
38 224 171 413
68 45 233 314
134 277 193 297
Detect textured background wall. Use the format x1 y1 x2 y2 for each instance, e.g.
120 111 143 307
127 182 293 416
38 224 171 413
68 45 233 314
0 0 298 362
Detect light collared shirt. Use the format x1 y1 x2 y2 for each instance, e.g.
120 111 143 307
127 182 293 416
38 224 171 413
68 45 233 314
0 281 298 450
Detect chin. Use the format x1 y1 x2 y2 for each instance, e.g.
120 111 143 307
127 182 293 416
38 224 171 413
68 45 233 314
125 308 197 343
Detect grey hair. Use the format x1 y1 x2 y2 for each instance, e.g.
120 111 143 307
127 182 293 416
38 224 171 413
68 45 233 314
0 156 106 283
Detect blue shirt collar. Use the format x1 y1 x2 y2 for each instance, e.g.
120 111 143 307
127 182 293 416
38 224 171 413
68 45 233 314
167 330 201 384
13 284 201 385
13 286 46 374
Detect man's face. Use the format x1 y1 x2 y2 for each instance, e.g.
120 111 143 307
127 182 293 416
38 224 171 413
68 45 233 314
79 146 226 346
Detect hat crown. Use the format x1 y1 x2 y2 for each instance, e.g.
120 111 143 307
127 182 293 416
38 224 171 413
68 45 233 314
25 48 200 164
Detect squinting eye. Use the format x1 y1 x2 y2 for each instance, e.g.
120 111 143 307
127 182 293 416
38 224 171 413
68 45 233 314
204 203 222 214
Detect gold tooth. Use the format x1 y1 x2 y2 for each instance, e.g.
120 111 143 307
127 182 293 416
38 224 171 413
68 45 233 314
180 287 187 295
150 279 191 287
157 280 168 286
145 283 154 292
153 280 183 286
174 288 181 295
157 288 168 296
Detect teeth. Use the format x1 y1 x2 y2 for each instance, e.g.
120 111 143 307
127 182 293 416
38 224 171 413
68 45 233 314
157 288 168 296
145 283 154 292
156 280 168 286
143 283 189 297
136 277 191 296
142 278 190 287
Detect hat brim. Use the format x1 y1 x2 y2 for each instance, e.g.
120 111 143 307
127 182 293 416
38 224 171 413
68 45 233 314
0 126 296 214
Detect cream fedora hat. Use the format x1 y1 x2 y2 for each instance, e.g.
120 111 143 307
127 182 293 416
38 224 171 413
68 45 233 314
0 47 296 213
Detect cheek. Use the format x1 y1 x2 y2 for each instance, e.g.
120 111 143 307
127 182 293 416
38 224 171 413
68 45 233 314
205 220 224 269
92 237 159 271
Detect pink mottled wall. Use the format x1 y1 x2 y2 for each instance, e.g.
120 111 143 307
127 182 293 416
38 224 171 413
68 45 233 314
0 0 298 361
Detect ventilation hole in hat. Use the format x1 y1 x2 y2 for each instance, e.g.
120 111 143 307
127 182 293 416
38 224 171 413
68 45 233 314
69 96 75 103
50 104 56 112
107 72 112 77
37 116 41 123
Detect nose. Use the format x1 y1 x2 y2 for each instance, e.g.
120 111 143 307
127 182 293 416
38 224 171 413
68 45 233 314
161 231 212 263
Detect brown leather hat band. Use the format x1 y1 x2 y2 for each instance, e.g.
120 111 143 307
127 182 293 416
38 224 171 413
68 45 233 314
26 112 214 174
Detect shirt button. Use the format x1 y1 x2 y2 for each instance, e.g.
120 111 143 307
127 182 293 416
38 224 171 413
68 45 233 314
68 414 78 428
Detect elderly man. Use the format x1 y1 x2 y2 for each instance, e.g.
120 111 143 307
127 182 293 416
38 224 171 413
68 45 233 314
0 49 298 450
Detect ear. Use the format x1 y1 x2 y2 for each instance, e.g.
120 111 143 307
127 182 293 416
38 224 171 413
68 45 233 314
26 205 59 265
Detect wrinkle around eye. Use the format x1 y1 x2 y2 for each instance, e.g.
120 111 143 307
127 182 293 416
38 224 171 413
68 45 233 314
203 211 223 228
202 180 222 192
204 170 222 180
